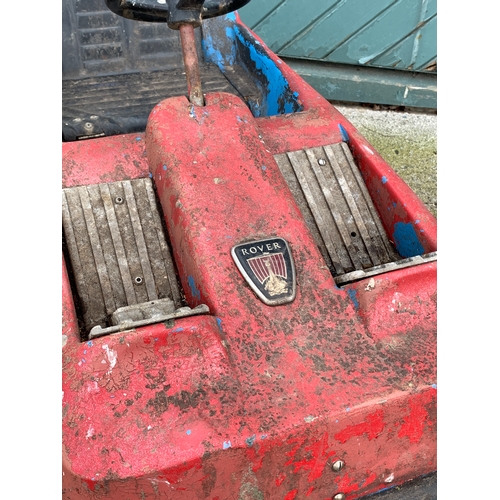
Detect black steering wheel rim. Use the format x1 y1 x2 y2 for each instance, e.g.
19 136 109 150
105 0 252 26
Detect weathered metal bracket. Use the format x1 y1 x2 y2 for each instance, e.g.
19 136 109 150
88 303 210 339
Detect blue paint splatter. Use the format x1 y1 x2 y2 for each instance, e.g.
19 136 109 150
149 172 153 178
87 341 93 347
246 435 256 446
431 384 437 389
346 289 359 310
216 317 223 333
223 440 232 449
186 430 191 435
338 123 349 142
202 17 301 117
135 137 141 141
261 434 268 440
393 222 425 258
83 350 87 355
346 407 350 412
187 276 201 301
261 165 267 171
163 164 167 171
415 219 420 224
382 176 388 184
172 327 184 333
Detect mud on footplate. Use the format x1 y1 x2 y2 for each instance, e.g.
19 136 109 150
275 142 435 284
62 178 184 337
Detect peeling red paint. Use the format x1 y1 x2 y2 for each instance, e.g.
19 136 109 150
334 472 361 494
398 389 437 444
306 433 335 482
284 489 298 500
275 473 286 487
334 410 386 444
158 458 203 484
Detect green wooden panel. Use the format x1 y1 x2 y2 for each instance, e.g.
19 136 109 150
237 0 284 29
238 0 437 73
325 0 436 67
246 0 341 54
238 0 437 107
280 0 397 60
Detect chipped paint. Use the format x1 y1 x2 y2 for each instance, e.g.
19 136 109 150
187 275 201 301
102 344 117 374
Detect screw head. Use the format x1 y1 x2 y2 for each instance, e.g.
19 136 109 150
318 158 326 166
332 460 345 472
333 494 346 500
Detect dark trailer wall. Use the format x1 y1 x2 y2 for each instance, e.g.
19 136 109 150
238 0 437 109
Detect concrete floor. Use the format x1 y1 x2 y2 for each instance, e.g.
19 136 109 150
333 103 437 219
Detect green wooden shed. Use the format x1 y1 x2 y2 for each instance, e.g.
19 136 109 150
238 0 437 108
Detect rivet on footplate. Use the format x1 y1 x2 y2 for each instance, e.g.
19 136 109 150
231 237 296 306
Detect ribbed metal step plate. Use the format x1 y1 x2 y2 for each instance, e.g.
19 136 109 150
275 142 401 278
62 178 182 334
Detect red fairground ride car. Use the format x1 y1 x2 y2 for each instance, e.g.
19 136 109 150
62 1 437 498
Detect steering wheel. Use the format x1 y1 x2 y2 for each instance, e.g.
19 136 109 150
105 0 252 29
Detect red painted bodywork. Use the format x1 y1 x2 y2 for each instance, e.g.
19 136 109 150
62 17 436 500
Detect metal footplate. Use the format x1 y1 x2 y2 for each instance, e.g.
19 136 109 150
62 178 203 337
275 142 432 284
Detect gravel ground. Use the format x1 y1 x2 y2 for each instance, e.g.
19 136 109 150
334 104 437 218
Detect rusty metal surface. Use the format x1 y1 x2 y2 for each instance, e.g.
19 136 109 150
62 178 182 335
275 143 400 277
179 23 205 106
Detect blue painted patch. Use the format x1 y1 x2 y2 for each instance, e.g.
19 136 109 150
172 327 184 333
393 222 425 257
163 164 167 171
261 165 267 170
261 434 268 440
246 434 256 446
338 123 349 142
346 288 359 310
87 341 93 347
431 384 437 389
382 176 388 184
216 317 223 333
223 440 232 449
149 172 153 178
202 17 301 117
135 137 141 141
186 430 191 435
187 276 201 301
